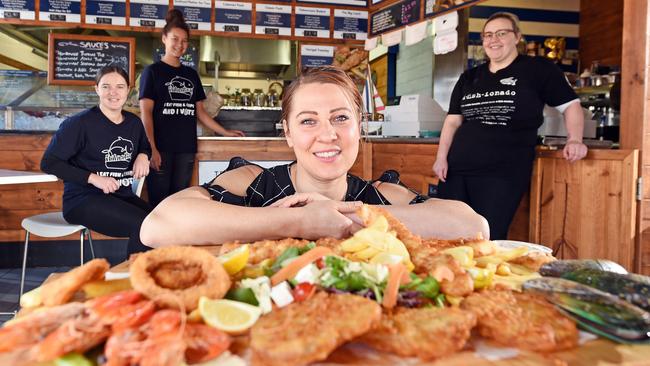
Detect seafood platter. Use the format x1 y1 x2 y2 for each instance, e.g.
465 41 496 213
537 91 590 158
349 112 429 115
2 206 650 365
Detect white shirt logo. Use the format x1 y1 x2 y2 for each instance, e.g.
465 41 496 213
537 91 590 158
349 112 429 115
165 76 194 101
500 77 517 86
102 136 133 170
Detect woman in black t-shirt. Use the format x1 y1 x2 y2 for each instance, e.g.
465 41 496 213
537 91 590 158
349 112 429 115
41 65 153 254
140 66 489 248
432 12 588 240
139 9 244 208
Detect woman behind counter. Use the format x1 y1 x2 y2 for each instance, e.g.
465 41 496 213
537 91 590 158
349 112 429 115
140 66 489 247
139 9 244 208
433 12 588 240
41 65 152 254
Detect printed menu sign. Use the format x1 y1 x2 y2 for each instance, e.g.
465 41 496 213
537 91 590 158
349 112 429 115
333 9 368 40
215 1 252 33
295 6 330 38
48 33 135 86
0 0 35 20
425 0 480 18
370 0 421 36
130 0 168 28
255 3 291 36
300 44 334 68
174 0 212 31
86 0 126 25
297 0 366 8
39 0 80 22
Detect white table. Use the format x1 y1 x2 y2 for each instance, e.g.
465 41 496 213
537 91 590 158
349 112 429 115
0 169 57 185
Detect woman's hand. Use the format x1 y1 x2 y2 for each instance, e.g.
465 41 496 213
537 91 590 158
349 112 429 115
150 148 162 171
296 200 363 239
563 140 588 163
223 129 246 137
270 192 330 208
88 174 120 194
432 158 448 182
133 153 150 179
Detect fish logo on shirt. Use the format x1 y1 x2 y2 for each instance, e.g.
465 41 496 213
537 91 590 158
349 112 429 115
500 77 517 86
102 137 133 170
165 76 194 101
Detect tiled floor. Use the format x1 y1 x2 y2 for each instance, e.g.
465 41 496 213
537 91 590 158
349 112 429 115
0 266 71 324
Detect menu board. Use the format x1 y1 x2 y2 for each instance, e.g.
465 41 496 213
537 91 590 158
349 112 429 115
39 0 80 22
85 0 126 25
174 0 212 31
215 1 252 33
370 0 421 37
297 0 366 8
333 9 368 40
130 0 168 28
295 6 330 38
255 3 291 36
300 44 334 68
154 45 199 70
425 0 480 18
0 0 35 20
48 33 135 86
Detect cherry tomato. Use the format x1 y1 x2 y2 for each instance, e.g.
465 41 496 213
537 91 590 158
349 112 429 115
292 283 316 302
315 258 325 269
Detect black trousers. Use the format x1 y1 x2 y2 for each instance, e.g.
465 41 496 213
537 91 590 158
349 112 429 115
437 172 531 240
147 152 195 207
64 194 153 254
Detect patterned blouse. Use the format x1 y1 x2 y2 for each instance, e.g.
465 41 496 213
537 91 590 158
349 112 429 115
201 157 428 206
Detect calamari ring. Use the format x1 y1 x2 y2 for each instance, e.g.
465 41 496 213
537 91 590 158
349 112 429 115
130 246 231 311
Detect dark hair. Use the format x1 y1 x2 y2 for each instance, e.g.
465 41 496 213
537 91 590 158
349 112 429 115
95 64 129 86
483 12 521 34
281 66 362 126
163 9 190 37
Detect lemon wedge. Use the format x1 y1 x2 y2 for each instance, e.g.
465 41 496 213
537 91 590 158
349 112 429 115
199 297 262 335
217 244 250 275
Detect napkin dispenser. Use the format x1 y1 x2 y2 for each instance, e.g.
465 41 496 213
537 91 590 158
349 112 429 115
382 94 447 137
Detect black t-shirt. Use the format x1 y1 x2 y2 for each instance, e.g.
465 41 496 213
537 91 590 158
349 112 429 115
42 107 151 215
447 55 578 176
201 157 429 206
139 61 206 153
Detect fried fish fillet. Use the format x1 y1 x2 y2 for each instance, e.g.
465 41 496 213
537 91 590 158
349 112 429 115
32 258 109 307
359 307 477 360
250 292 381 366
508 251 556 272
461 290 578 352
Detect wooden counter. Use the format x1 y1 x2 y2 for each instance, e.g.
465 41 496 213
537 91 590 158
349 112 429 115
0 134 640 272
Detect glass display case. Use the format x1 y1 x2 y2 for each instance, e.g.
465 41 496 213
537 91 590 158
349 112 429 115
0 70 138 131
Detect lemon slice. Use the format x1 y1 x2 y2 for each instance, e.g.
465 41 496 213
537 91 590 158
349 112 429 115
199 297 262 335
217 244 250 275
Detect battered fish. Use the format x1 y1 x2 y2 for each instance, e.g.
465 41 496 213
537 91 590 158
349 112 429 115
360 307 477 360
37 258 109 307
250 292 381 366
461 290 578 352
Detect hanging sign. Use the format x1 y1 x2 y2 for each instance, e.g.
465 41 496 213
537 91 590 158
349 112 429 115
300 44 334 68
215 1 252 33
255 3 291 36
297 0 366 8
370 0 421 37
295 6 330 38
130 0 168 28
39 0 80 22
333 9 368 40
0 0 35 20
86 0 126 25
173 0 212 31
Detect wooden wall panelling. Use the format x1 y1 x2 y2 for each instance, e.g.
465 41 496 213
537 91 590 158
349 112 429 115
370 54 388 105
579 0 624 69
371 143 436 192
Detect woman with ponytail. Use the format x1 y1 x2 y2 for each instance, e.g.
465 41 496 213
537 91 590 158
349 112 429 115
139 9 244 207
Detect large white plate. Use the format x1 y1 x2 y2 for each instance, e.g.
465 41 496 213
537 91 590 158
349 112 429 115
493 240 553 254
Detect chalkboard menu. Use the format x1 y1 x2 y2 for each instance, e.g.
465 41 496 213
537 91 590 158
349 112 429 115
48 33 135 86
370 0 421 37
